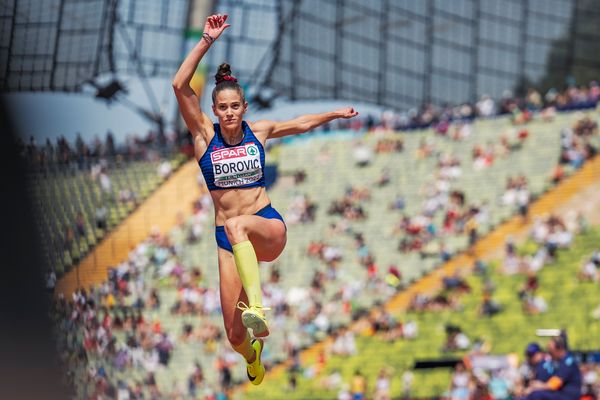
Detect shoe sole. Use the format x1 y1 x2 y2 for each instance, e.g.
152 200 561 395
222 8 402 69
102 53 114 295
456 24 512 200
242 312 270 338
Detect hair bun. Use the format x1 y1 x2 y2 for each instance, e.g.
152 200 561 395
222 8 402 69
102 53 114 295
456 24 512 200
215 62 237 85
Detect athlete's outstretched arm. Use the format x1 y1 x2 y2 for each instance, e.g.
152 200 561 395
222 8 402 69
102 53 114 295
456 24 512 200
172 14 230 138
254 107 359 139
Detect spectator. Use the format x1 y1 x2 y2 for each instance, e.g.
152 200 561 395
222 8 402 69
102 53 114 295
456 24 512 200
187 362 204 398
99 171 112 194
95 205 108 231
388 194 405 211
351 369 367 400
579 250 600 283
45 269 57 293
374 367 392 400
320 369 344 391
353 141 373 167
444 325 471 352
403 319 418 340
157 160 172 179
481 291 502 317
63 224 75 251
398 370 413 400
522 292 548 315
449 361 471 400
329 327 357 357
373 167 390 188
215 355 233 391
338 383 352 400
580 363 599 399
75 212 86 238
525 336 582 399
517 342 554 396
476 94 496 117
488 368 511 400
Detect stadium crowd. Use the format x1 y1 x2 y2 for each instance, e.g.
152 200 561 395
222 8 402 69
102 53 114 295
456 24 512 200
45 82 600 399
338 81 600 133
18 127 190 171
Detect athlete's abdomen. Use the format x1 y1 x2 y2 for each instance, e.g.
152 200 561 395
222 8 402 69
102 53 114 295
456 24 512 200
211 186 270 224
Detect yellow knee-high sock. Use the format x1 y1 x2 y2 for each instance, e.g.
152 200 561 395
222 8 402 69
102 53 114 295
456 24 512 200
232 240 263 307
232 332 255 362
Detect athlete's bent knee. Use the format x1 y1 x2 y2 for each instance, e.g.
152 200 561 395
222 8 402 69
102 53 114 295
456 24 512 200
224 216 247 242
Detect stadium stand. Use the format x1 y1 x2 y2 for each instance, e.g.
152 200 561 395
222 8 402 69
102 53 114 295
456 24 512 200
7 0 598 397
48 105 599 398
23 135 188 277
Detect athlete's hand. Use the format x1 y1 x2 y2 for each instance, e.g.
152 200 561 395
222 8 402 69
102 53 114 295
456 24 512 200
203 14 230 42
336 107 359 119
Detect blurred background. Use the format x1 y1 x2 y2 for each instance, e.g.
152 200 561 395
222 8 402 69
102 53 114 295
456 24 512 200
1 0 600 398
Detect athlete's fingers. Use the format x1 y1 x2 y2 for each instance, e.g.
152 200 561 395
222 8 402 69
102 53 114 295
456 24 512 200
217 15 230 31
345 108 358 118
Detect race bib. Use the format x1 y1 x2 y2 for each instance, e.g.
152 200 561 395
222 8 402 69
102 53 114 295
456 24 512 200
210 143 262 188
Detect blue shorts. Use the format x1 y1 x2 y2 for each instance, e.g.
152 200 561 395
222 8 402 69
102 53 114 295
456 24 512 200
215 204 285 252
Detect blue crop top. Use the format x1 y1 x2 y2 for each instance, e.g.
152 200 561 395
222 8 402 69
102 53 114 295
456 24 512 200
198 121 266 191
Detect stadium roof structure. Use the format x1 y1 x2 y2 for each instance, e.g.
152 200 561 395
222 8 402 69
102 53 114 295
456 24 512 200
0 0 189 93
208 0 600 111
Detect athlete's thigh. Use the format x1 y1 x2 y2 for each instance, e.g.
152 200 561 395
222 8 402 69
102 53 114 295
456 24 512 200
243 215 287 261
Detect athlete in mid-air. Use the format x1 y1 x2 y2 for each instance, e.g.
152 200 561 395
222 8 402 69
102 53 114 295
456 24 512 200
172 13 358 384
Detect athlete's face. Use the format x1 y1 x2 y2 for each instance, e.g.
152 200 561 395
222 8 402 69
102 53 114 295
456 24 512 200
212 89 247 128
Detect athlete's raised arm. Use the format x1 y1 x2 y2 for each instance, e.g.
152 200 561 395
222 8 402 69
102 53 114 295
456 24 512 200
172 14 230 139
252 107 359 140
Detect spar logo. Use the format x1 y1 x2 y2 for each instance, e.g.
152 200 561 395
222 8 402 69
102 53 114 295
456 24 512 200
210 143 259 162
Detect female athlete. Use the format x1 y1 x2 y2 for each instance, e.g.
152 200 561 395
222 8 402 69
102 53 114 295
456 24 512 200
172 13 358 385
